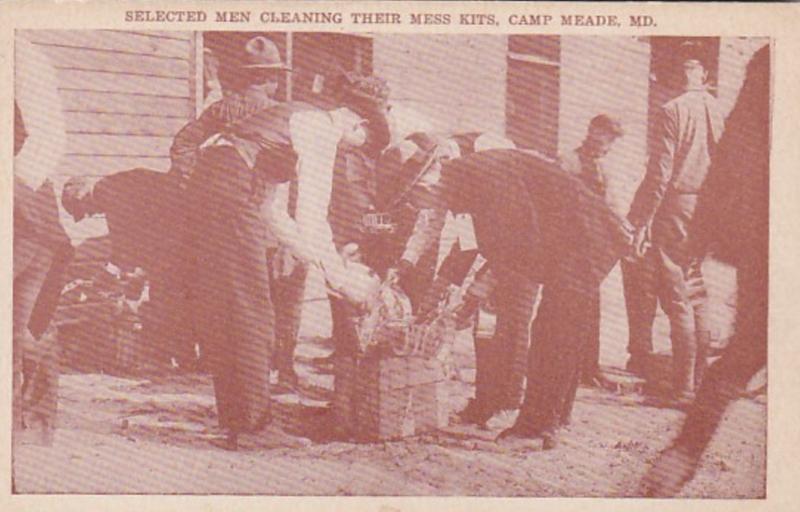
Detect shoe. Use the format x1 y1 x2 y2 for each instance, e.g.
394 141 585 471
625 354 650 377
221 432 239 452
541 431 559 450
495 425 542 450
253 426 313 449
456 399 495 428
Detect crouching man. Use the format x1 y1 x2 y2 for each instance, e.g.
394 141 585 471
404 147 632 448
61 169 195 371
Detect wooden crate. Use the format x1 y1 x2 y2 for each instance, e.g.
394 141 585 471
333 353 449 441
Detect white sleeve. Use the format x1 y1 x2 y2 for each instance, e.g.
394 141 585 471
401 208 447 265
15 36 66 190
263 182 315 263
289 110 347 287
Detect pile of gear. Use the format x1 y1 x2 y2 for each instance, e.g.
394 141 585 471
355 281 457 361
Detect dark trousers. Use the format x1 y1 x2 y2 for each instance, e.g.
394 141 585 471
269 256 308 375
654 246 710 394
514 283 600 434
328 294 362 431
14 243 57 434
623 247 710 392
188 146 274 434
23 242 72 430
673 260 766 455
142 270 195 366
473 270 538 411
28 243 74 339
581 287 602 380
621 257 658 360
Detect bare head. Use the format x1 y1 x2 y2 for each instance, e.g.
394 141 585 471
61 176 97 222
676 42 710 91
585 114 624 159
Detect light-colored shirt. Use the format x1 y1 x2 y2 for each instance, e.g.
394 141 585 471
265 109 352 291
628 89 725 228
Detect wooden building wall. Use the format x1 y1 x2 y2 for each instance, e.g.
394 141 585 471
18 29 199 242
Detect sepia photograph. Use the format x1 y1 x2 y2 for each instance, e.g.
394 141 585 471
10 17 772 499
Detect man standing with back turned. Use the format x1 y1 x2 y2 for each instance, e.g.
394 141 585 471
627 42 725 403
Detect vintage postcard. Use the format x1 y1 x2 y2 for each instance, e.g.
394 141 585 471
2 1 799 510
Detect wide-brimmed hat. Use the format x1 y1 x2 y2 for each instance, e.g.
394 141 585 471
241 36 290 70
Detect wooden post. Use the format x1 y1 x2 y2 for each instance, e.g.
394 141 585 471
192 31 204 117
286 32 293 101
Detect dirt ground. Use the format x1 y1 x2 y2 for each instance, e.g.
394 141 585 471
14 328 766 497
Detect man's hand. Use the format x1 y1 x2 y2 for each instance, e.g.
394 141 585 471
452 293 480 330
271 245 299 280
385 259 413 287
626 225 650 261
325 257 380 307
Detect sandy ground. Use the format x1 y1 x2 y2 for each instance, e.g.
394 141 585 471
14 328 765 497
14 254 764 496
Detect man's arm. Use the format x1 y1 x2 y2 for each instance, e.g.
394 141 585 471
169 102 226 182
627 107 678 228
287 110 347 287
400 208 448 266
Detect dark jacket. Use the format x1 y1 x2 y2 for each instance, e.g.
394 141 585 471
169 91 278 181
92 169 180 274
436 149 629 291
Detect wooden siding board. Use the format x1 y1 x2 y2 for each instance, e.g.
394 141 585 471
20 30 191 59
37 45 190 78
65 133 173 157
57 69 189 97
66 112 188 137
61 90 194 117
119 30 194 42
56 156 171 176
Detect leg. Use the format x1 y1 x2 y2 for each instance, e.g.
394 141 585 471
22 328 60 445
511 284 591 438
28 242 74 339
654 247 699 397
140 278 171 367
458 333 503 426
329 294 361 433
580 287 602 384
13 241 52 434
495 273 538 410
642 263 766 496
192 147 273 438
271 259 308 386
23 243 72 441
621 256 658 371
227 204 274 433
156 264 197 369
687 260 711 387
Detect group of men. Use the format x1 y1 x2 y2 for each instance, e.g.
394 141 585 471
16 33 766 476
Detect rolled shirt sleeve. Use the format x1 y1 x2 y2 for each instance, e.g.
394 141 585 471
288 110 348 288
